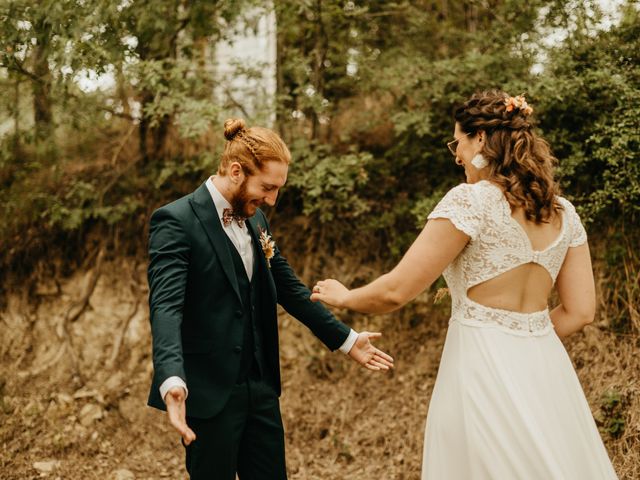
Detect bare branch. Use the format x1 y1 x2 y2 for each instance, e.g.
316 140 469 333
106 280 140 369
2 59 41 83
224 87 251 118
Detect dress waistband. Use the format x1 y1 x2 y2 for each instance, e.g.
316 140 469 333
450 298 553 337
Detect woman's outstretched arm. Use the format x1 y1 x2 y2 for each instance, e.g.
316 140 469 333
311 218 469 314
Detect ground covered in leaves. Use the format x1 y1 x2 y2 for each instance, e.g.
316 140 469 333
1 258 638 479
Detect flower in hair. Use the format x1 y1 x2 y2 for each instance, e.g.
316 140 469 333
504 94 533 116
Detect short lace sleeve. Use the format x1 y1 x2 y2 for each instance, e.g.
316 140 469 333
568 206 587 248
427 183 481 239
559 197 587 247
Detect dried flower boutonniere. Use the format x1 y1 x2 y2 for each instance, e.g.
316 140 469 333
258 227 275 268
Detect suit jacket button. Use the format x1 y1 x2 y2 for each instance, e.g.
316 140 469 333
235 309 243 317
234 346 242 353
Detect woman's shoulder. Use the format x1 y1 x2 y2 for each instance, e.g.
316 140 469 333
439 182 475 207
430 183 484 238
555 196 581 218
444 180 498 194
555 195 588 246
556 195 575 208
472 179 504 195
436 181 501 213
446 180 502 202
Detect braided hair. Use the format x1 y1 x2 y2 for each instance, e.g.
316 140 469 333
218 118 291 176
454 90 562 223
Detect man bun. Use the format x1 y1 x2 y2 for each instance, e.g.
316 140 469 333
224 118 246 141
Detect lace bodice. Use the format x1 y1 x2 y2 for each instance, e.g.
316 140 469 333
427 181 587 336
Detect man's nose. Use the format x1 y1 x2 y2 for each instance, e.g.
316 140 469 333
263 191 278 206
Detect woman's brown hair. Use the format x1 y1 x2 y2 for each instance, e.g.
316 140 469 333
454 90 562 223
218 118 291 176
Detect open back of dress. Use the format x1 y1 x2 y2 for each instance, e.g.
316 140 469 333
466 199 565 313
427 180 586 335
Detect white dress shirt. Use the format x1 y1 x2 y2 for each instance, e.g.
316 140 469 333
159 177 358 401
206 176 255 280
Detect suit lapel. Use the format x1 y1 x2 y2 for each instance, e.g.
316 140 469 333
189 182 242 304
247 215 278 302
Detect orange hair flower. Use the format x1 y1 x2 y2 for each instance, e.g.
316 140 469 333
504 94 533 116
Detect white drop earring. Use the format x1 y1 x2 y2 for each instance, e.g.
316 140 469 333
471 153 488 169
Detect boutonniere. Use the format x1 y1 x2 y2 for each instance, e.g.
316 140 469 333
258 227 275 268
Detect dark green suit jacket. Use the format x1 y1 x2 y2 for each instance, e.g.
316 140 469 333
147 182 350 418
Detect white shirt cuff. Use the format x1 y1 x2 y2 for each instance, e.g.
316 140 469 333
338 329 358 354
159 376 188 403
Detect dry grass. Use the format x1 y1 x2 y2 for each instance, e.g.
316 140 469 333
0 242 638 479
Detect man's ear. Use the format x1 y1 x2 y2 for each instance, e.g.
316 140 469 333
228 161 244 184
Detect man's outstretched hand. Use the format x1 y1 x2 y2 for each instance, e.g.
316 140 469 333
165 387 196 446
348 332 394 371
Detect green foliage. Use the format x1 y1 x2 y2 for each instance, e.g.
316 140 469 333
275 1 594 256
154 151 219 189
0 0 259 270
532 6 640 224
44 181 142 230
0 0 638 288
287 140 373 222
411 191 446 230
273 0 640 260
598 389 627 439
133 58 221 137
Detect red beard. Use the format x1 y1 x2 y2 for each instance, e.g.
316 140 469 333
230 179 258 218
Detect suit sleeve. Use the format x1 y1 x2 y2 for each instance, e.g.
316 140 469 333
259 211 350 351
148 207 190 386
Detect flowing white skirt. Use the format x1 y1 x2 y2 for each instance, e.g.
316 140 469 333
422 319 618 480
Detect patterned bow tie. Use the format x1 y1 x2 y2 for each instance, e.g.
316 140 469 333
222 208 245 227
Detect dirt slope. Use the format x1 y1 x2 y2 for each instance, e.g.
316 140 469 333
1 258 637 479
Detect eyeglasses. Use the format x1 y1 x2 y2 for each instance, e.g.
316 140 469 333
446 132 470 157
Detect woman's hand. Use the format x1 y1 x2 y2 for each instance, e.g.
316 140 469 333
310 279 350 308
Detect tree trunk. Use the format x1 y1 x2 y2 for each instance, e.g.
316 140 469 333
136 7 183 167
275 4 286 137
13 78 20 157
311 0 327 142
32 17 53 142
138 90 153 165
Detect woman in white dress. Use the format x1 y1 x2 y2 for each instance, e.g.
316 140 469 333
311 90 618 479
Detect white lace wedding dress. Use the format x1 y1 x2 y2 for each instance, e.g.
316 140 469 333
422 181 618 479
